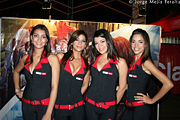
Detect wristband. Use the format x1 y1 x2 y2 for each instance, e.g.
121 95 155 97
15 88 20 93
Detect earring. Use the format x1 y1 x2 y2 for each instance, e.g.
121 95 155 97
70 45 73 50
82 48 85 54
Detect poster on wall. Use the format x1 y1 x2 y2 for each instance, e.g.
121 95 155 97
0 17 161 120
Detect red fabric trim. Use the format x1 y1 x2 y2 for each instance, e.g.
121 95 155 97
54 100 84 110
109 57 118 64
35 57 48 70
40 57 49 63
25 56 30 63
24 55 49 71
64 56 85 75
92 55 117 71
24 62 30 71
125 100 145 107
64 58 71 74
59 58 62 63
22 98 49 105
128 55 143 71
85 96 116 109
75 57 85 75
35 63 43 70
92 55 101 68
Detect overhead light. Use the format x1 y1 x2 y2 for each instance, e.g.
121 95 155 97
42 0 52 9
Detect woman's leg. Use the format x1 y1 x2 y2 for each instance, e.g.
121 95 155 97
85 102 99 120
71 106 85 120
22 102 36 120
133 105 152 120
121 107 133 120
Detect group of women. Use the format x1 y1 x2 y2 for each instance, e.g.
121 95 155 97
13 24 173 120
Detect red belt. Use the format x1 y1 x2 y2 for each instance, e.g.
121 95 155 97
55 100 84 110
85 96 116 109
22 98 49 105
125 100 145 107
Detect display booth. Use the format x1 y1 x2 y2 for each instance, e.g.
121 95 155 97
0 17 161 120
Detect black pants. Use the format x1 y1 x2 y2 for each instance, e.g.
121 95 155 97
22 102 52 120
85 102 116 120
121 104 152 120
54 106 85 120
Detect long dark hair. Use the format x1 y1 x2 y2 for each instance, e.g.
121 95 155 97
61 30 89 69
90 29 119 64
28 24 51 63
128 28 152 66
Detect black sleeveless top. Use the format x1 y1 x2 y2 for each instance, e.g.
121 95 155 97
126 56 151 103
23 55 52 100
56 57 87 105
86 55 119 102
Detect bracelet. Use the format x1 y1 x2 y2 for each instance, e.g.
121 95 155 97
15 88 20 93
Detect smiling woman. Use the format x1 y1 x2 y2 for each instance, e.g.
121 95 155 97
131 34 145 59
54 30 90 120
13 24 60 120
121 28 174 120
85 29 128 120
31 29 48 49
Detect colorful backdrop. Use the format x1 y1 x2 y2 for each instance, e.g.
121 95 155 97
0 17 161 120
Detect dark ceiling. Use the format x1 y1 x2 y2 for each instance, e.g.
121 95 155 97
0 0 179 24
0 0 132 23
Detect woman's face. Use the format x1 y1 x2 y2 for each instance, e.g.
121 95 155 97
131 34 145 57
94 36 108 54
72 34 86 52
31 29 48 49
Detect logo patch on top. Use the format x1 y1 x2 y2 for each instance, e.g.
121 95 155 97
102 71 113 75
36 72 47 75
76 77 83 81
129 74 137 78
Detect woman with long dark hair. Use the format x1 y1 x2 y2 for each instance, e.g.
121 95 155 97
85 29 128 120
13 24 60 120
54 30 90 120
121 28 173 120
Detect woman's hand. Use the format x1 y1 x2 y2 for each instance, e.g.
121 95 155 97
134 93 153 104
42 113 51 120
16 90 24 99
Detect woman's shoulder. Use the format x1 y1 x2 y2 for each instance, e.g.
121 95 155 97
116 57 127 65
116 57 128 70
143 59 154 67
47 54 59 67
142 59 155 74
48 54 59 61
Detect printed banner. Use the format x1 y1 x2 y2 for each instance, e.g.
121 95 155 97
158 44 180 94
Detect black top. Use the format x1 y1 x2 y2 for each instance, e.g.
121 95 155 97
86 55 119 102
56 57 87 105
23 55 52 100
126 56 151 103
